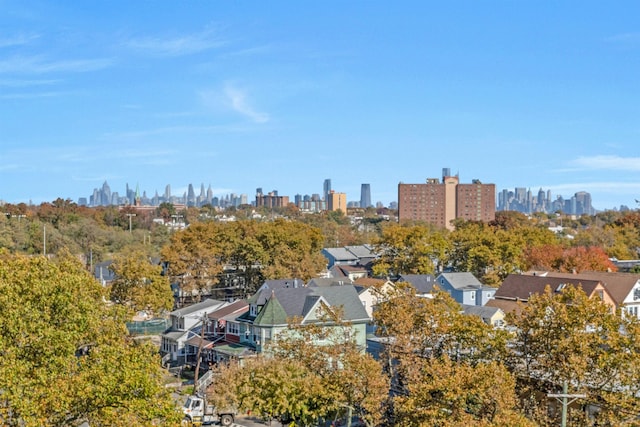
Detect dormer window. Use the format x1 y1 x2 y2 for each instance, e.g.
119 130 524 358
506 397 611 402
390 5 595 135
250 304 258 316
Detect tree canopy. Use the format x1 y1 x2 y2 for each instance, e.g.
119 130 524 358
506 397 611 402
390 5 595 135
0 252 180 426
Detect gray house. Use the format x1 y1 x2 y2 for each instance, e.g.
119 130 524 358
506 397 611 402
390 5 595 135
237 284 371 353
396 274 437 297
321 244 378 269
435 272 496 306
160 298 229 362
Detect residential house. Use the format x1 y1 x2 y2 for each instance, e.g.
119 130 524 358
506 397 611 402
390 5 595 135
183 300 252 365
435 272 496 306
237 284 371 353
94 260 116 286
460 304 505 327
256 278 304 293
321 244 378 270
396 274 437 298
307 277 353 288
353 278 396 319
329 264 369 281
485 273 616 316
322 247 359 269
525 271 640 318
160 298 229 362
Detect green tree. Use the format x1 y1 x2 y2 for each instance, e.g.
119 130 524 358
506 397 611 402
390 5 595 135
507 285 640 426
108 249 174 315
210 310 389 427
372 222 450 277
374 285 522 426
0 251 180 426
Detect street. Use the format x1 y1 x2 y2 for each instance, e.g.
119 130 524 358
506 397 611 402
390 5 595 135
232 415 283 427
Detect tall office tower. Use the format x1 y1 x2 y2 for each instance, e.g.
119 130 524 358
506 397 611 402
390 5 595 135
574 191 594 215
207 184 213 205
187 184 196 206
323 179 331 202
398 169 495 230
101 181 111 206
198 183 206 206
360 184 372 209
165 184 171 201
327 190 347 214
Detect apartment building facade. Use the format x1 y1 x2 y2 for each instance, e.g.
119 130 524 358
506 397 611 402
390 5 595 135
398 169 495 230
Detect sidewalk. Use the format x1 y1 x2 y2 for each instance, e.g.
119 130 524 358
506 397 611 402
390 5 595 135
235 414 284 427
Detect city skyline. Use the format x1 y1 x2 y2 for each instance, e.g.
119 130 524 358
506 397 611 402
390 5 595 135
2 2 640 210
76 177 607 216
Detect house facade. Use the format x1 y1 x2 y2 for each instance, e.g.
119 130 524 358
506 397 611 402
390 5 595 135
526 271 640 318
237 284 371 353
435 272 496 306
160 298 229 362
486 273 617 316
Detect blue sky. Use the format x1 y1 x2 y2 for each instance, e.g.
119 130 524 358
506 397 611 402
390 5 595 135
1 1 640 211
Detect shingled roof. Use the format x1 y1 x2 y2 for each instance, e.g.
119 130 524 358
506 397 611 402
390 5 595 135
495 274 604 301
251 285 369 327
525 271 640 306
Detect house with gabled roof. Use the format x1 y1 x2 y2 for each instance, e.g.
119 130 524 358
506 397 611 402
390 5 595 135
485 273 616 316
396 274 437 297
321 244 379 270
435 272 496 306
329 264 369 281
322 247 360 268
256 278 304 293
160 298 229 362
353 277 396 319
237 284 371 353
182 300 253 365
307 277 353 288
524 271 640 318
460 304 505 327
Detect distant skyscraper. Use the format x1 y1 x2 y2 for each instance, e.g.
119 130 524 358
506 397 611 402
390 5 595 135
165 184 171 200
323 179 331 202
360 183 372 208
187 184 196 206
206 184 213 204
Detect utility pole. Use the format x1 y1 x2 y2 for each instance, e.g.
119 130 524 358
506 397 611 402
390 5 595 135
194 313 208 390
548 381 586 427
126 213 136 233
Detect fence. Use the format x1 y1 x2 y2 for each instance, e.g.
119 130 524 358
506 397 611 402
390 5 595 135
126 318 169 336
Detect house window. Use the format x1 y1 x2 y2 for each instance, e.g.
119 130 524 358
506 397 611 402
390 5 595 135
250 305 258 316
227 322 240 335
471 293 475 300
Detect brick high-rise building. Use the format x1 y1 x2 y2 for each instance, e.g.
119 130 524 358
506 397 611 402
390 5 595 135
398 169 495 230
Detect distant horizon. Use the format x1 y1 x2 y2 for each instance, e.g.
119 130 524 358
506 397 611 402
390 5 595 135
2 2 640 211
1 177 631 213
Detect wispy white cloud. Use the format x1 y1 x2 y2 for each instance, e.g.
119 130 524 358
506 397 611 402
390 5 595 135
223 83 269 123
0 78 60 87
0 91 64 99
570 155 640 171
0 32 40 48
0 55 114 74
125 28 226 57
